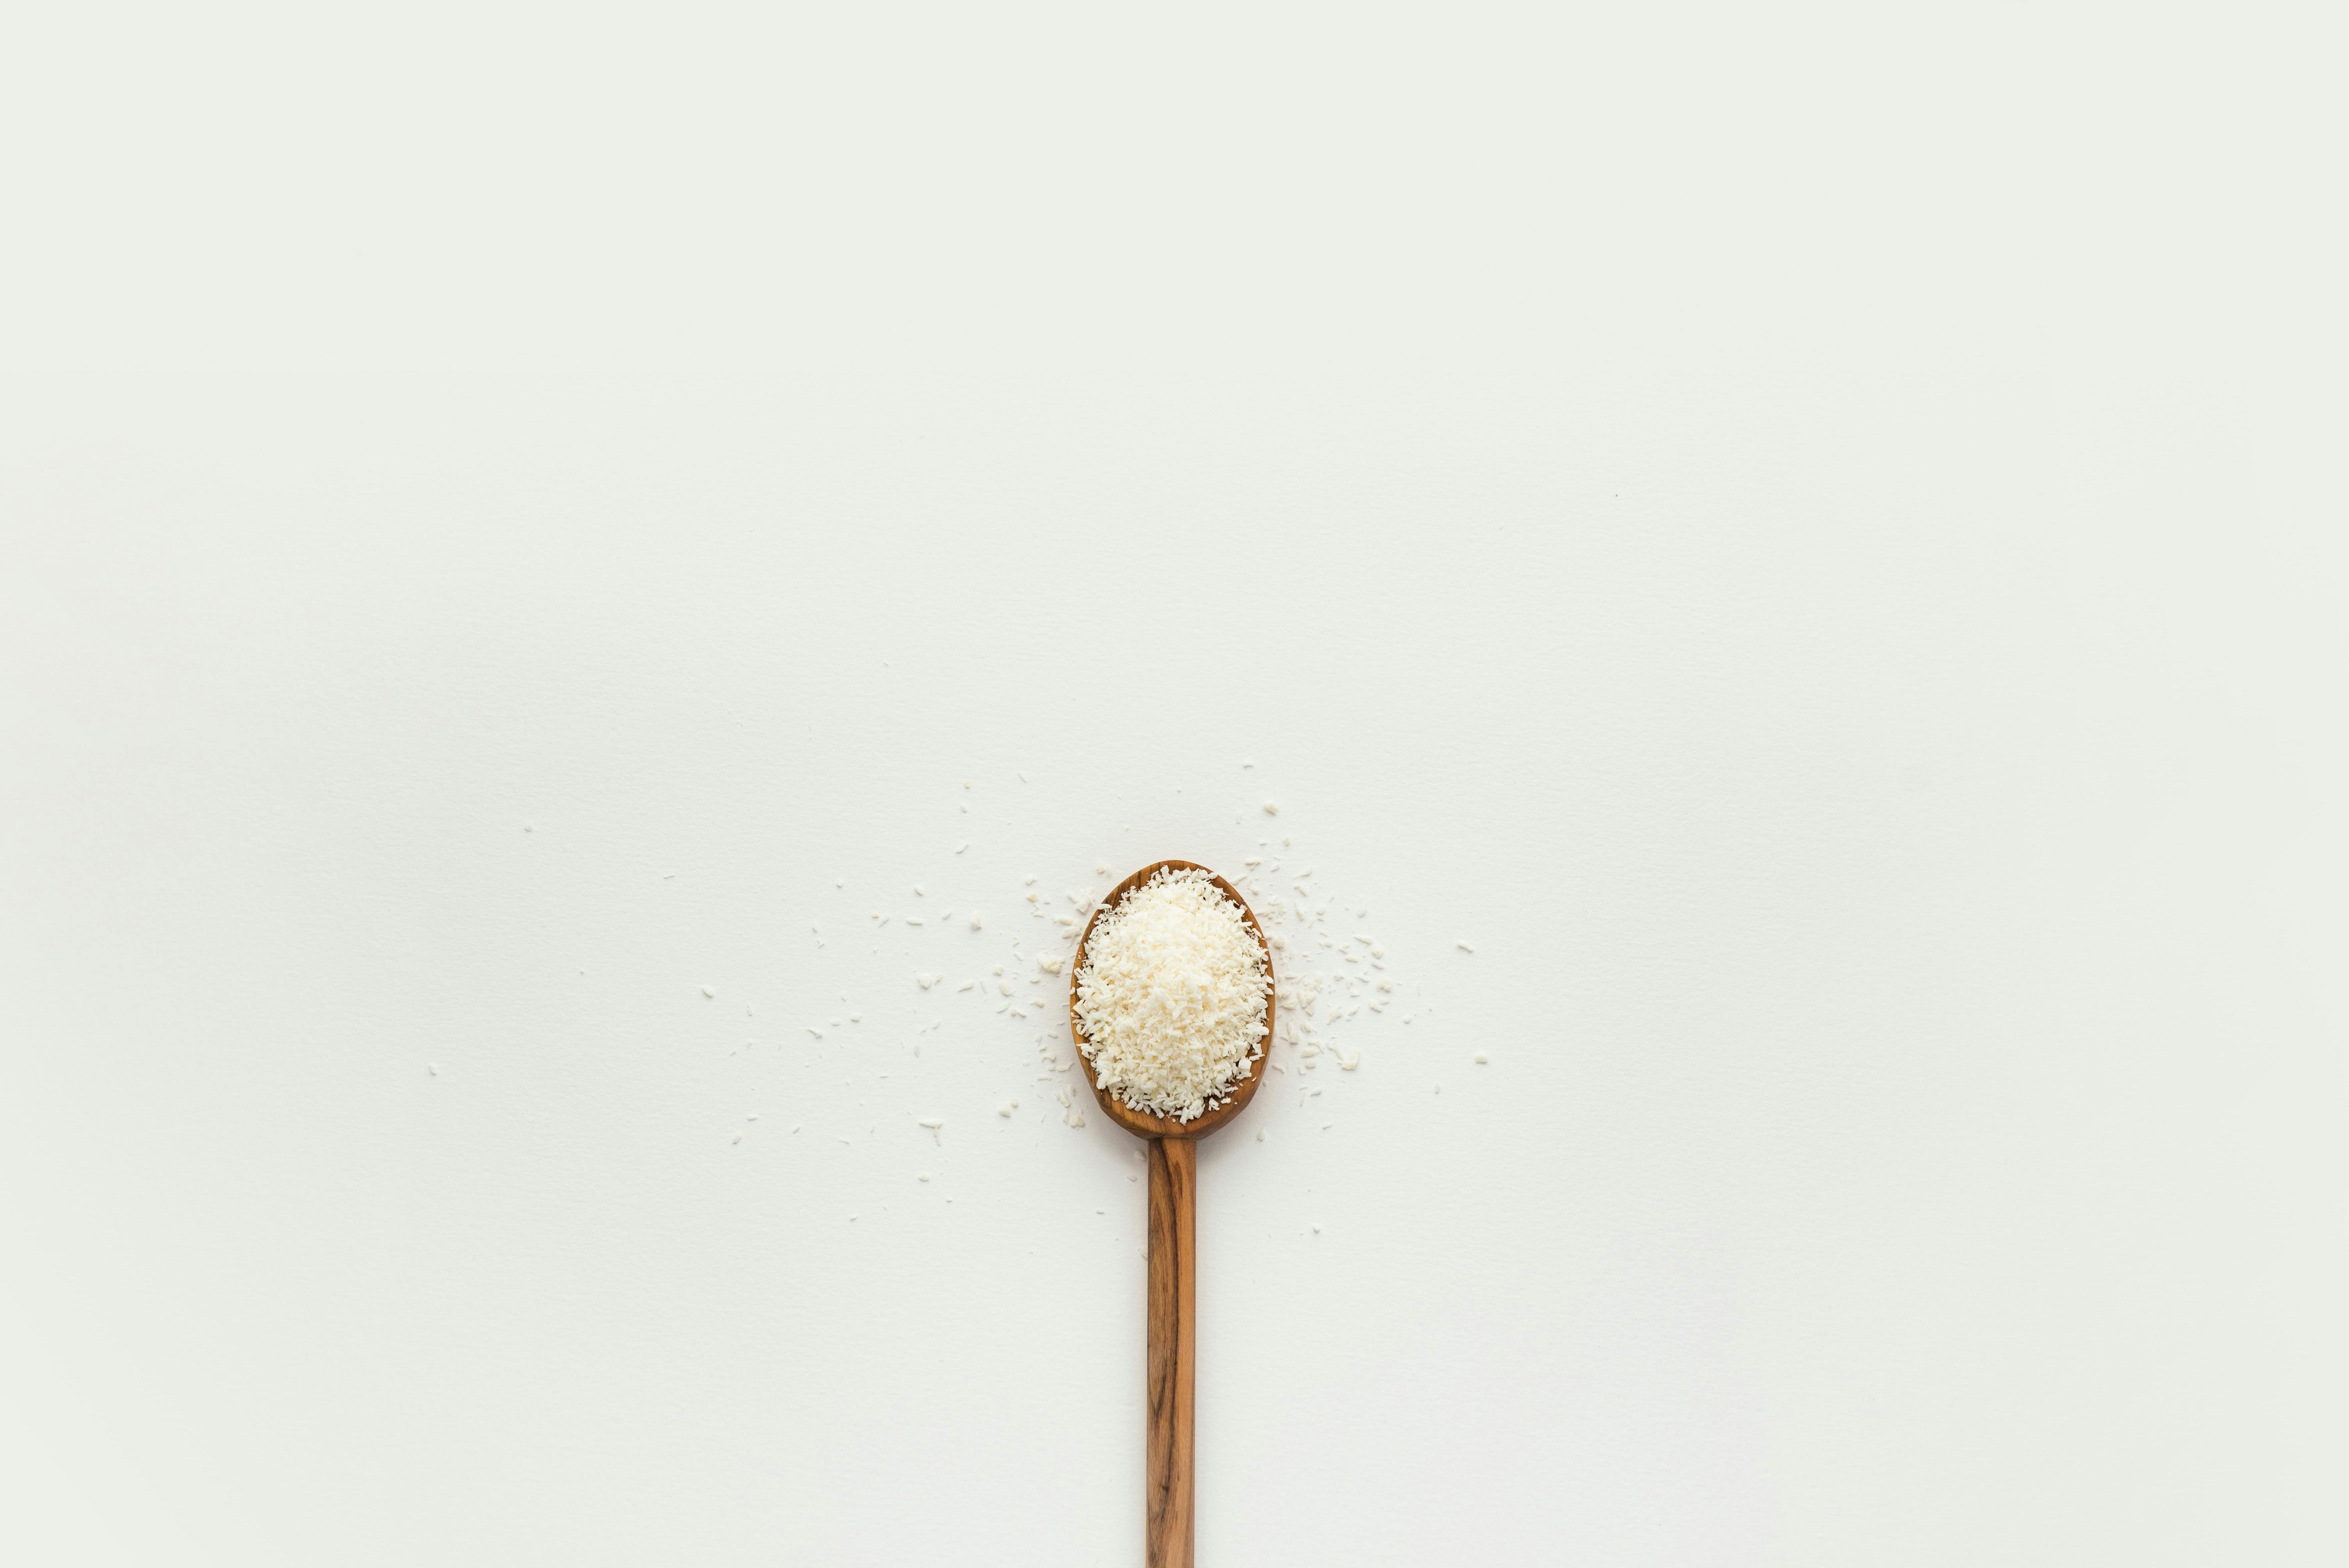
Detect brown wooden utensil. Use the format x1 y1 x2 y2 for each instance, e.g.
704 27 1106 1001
1069 859 1276 1568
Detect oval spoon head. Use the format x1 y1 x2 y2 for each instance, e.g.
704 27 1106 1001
1068 859 1277 1141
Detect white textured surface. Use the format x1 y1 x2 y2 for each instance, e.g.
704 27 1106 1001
3 5 2345 1564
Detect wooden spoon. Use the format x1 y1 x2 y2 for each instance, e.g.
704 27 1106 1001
1069 859 1276 1568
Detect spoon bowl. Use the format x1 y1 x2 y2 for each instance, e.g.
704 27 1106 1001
1068 857 1277 1140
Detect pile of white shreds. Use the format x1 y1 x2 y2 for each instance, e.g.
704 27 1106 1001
1073 867 1273 1122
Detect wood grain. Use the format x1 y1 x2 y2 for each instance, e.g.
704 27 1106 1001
1068 859 1274 1567
1145 1135 1197 1568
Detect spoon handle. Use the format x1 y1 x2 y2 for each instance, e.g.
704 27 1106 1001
1146 1135 1196 1568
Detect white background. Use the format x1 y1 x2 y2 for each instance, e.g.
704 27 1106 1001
3 4 2344 1563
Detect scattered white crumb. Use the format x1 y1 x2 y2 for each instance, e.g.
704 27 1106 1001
792 1125 801 1133
426 1063 438 1076
732 1132 741 1144
1255 1129 1264 1141
970 915 983 930
957 980 975 992
1096 861 1110 875
1242 760 1255 768
701 985 715 998
905 917 924 926
1312 1223 1321 1233
1263 801 1279 814
1457 940 1475 953
918 1172 930 1182
913 884 925 895
1474 1052 1488 1064
806 1027 823 1039
956 843 968 853
849 1014 861 1022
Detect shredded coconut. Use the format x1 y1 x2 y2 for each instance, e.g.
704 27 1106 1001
1073 867 1271 1122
